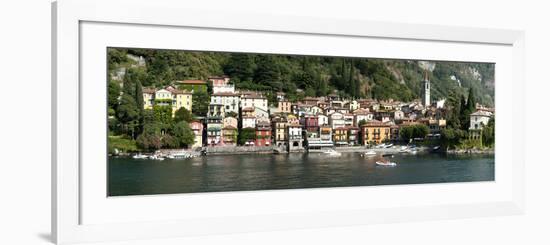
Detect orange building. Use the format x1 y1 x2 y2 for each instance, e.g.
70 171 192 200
360 120 391 145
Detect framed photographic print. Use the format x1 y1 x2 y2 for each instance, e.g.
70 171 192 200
52 0 525 244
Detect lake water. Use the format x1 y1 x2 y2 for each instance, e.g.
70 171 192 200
108 152 494 196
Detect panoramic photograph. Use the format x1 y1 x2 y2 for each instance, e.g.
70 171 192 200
107 47 495 196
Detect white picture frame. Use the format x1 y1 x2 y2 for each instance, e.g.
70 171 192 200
52 0 525 244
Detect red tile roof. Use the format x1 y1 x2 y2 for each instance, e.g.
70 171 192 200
176 80 207 85
212 92 239 96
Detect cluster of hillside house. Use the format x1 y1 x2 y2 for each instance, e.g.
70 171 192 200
142 75 494 151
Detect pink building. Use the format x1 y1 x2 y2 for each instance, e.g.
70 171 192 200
189 121 204 148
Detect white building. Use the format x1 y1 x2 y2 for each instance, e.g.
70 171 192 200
344 114 354 127
242 116 256 129
317 114 329 126
310 105 323 115
210 76 235 94
348 100 359 111
469 110 493 130
210 92 240 115
436 99 446 109
287 124 304 152
329 112 346 129
394 110 405 120
241 93 268 116
353 108 373 126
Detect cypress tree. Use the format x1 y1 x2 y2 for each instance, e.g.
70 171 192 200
134 80 145 134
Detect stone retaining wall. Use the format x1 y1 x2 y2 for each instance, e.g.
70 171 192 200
206 146 275 155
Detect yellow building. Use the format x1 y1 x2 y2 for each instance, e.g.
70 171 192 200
272 116 288 147
278 100 292 113
142 88 155 110
333 127 348 146
361 120 391 145
142 86 193 116
172 90 193 115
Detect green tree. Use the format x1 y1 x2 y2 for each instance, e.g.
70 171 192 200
238 128 256 145
108 80 120 109
481 117 495 147
412 124 429 139
399 124 429 142
134 81 144 112
192 90 210 117
224 53 256 82
107 48 128 71
304 87 316 97
460 88 477 130
116 94 140 138
466 87 476 112
445 89 463 129
399 126 414 142
441 128 466 149
161 134 178 148
172 122 195 148
153 105 173 126
123 68 147 96
358 119 368 127
136 132 161 150
174 107 193 123
254 55 280 87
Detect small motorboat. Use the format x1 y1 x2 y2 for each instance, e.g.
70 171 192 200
132 153 148 159
168 152 191 159
376 161 397 166
323 149 342 157
148 155 165 161
363 151 377 156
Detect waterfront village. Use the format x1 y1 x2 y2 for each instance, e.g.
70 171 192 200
124 73 494 157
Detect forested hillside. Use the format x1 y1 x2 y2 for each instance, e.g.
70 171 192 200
108 48 494 106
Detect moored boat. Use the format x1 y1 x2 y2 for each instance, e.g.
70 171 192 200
376 160 397 166
323 149 342 157
148 155 165 160
363 150 377 156
132 153 148 159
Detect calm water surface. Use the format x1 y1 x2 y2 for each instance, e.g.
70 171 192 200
108 152 494 196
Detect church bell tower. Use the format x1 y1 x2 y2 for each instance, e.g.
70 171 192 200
422 71 431 107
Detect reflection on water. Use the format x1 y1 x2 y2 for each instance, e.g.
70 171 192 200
108 152 494 196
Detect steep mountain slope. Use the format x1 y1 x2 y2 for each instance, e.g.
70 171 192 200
108 48 494 106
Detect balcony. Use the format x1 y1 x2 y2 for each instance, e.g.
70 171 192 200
288 135 302 140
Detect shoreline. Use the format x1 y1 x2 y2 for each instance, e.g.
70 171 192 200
111 145 494 157
446 148 495 154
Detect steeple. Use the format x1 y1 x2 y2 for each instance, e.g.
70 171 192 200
422 71 431 107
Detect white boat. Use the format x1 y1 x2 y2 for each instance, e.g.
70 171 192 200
148 155 165 160
376 161 397 166
364 151 377 156
323 149 342 157
168 152 191 159
132 153 147 159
